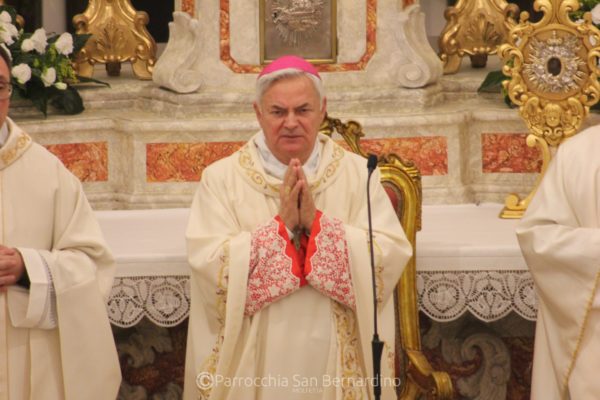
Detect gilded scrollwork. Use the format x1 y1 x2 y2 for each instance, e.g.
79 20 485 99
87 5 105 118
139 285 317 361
501 0 600 146
73 0 156 80
439 0 519 74
498 0 600 218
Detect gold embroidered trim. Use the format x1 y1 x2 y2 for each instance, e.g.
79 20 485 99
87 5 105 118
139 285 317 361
374 240 384 309
384 342 395 376
238 145 278 193
0 132 31 170
237 138 345 195
333 301 366 399
310 144 344 192
562 270 600 398
366 232 384 309
197 241 230 400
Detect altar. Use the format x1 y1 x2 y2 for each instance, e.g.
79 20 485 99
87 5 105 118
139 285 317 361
101 203 536 399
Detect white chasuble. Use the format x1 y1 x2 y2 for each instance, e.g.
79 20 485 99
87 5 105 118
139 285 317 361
517 126 600 400
0 118 121 400
184 133 412 399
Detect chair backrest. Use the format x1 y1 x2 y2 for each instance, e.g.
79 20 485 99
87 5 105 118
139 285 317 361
319 115 453 399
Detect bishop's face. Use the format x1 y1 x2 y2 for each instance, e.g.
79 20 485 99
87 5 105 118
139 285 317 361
254 75 326 165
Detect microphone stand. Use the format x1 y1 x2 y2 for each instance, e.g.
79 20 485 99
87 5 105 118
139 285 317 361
366 154 383 400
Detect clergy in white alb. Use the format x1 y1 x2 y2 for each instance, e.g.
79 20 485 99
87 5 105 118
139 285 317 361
517 126 600 400
184 56 412 400
0 45 121 400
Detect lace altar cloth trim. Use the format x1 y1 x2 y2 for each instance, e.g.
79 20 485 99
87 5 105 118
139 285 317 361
417 270 537 322
107 270 537 327
108 276 190 327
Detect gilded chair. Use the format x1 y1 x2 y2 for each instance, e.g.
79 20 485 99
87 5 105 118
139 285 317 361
319 116 453 400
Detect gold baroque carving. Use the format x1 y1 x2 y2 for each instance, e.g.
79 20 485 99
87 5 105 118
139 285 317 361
498 0 600 218
73 0 156 80
439 0 519 74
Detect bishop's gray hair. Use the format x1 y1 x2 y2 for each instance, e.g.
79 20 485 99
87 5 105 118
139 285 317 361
255 68 325 111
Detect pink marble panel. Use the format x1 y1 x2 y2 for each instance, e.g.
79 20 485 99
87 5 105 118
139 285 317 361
45 142 108 182
482 133 542 173
147 136 447 183
219 0 377 73
339 137 448 176
146 142 244 182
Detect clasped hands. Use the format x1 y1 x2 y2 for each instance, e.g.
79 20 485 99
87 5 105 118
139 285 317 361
278 158 316 236
0 245 25 292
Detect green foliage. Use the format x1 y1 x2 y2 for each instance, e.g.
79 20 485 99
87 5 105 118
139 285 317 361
477 70 507 93
478 68 516 108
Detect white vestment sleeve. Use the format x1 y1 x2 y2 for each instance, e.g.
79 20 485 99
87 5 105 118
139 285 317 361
7 247 57 329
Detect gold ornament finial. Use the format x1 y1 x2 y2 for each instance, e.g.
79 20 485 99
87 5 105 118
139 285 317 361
439 0 519 74
73 0 156 80
499 0 600 218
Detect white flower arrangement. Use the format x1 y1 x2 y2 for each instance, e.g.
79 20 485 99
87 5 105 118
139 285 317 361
0 5 103 115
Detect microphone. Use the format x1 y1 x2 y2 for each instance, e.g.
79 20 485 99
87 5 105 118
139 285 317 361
367 154 378 172
366 154 383 400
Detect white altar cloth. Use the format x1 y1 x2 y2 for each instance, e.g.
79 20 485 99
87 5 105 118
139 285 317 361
98 203 537 327
417 204 525 271
99 208 189 277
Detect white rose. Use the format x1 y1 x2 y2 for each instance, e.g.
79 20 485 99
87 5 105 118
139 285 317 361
0 21 17 44
0 11 11 24
592 4 600 25
30 28 47 54
41 67 56 87
21 38 34 52
12 63 31 84
54 82 67 90
4 22 17 38
54 32 73 56
0 25 14 45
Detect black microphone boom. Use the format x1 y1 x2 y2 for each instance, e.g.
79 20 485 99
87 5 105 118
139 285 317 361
366 154 384 400
367 154 378 171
